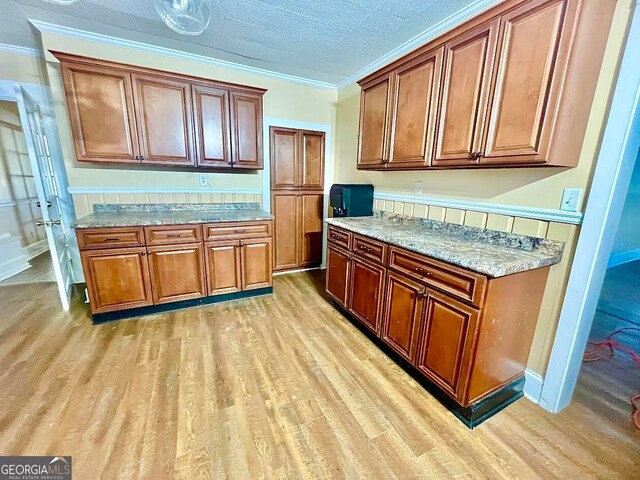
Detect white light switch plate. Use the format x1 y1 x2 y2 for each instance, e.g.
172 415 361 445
199 174 208 186
414 181 423 196
561 188 582 212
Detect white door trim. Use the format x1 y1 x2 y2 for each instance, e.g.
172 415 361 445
262 117 333 267
539 3 640 413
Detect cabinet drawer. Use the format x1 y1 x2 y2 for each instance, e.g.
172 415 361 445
77 227 145 250
145 224 202 245
388 247 487 307
204 221 271 241
327 226 351 249
351 234 387 264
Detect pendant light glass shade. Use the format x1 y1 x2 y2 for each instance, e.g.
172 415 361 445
41 0 78 4
155 0 211 36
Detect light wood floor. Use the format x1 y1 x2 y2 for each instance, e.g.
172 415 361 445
0 251 55 287
0 272 638 479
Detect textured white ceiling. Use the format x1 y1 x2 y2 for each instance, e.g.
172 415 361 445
1 0 482 85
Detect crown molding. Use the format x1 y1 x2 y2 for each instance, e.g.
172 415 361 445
0 42 41 58
68 186 262 195
375 191 583 225
28 19 337 90
336 0 502 89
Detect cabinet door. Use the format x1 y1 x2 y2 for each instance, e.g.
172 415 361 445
299 130 325 189
60 62 139 163
205 240 241 295
192 85 231 167
270 127 298 189
147 244 206 304
326 245 350 307
415 290 479 400
240 238 272 290
348 256 386 334
272 192 299 271
358 74 393 168
81 247 152 314
230 91 263 169
132 73 195 166
388 48 443 168
299 193 323 267
481 0 567 164
433 20 499 166
380 271 425 362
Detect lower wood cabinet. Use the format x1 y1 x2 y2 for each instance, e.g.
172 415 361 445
239 238 273 290
205 240 242 295
326 225 550 413
147 243 206 304
78 221 273 315
80 247 153 314
348 255 385 334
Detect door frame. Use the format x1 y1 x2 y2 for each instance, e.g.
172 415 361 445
540 2 640 413
262 117 333 268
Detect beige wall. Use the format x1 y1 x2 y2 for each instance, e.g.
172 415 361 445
332 0 634 375
0 101 46 247
37 32 338 215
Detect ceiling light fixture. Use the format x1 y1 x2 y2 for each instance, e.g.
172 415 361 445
155 0 211 36
41 0 78 4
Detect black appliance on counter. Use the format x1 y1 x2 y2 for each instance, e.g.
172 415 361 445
329 184 374 217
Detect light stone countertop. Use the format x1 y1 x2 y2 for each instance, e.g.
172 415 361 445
326 212 564 278
73 203 273 228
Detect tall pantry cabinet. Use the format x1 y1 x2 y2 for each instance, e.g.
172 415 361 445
270 127 325 272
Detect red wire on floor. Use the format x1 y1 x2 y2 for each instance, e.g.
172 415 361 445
582 327 640 430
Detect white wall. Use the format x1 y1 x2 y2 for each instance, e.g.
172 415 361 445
609 147 640 265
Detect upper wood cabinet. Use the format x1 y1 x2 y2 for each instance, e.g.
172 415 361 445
192 85 231 167
358 74 393 168
53 52 266 170
356 0 616 170
270 127 325 190
230 91 263 169
60 62 139 163
433 21 498 167
132 73 195 166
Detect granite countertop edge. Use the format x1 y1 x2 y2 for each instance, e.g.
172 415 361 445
72 209 274 229
325 217 564 278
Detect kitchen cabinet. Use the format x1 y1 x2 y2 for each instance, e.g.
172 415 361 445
348 255 386 334
132 73 195 166
230 91 263 169
54 52 266 170
357 74 393 168
80 247 153 313
59 62 138 164
271 191 323 271
415 290 479 400
205 240 242 295
387 48 443 168
240 238 272 290
480 0 567 164
380 270 424 362
192 85 231 167
433 21 498 166
325 225 550 425
147 243 206 304
356 0 616 170
77 220 272 317
326 244 351 307
270 126 325 272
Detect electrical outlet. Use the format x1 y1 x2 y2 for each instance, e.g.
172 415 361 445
414 181 423 196
561 188 582 212
199 174 208 186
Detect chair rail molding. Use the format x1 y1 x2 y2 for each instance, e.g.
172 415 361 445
374 191 584 225
67 186 263 195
